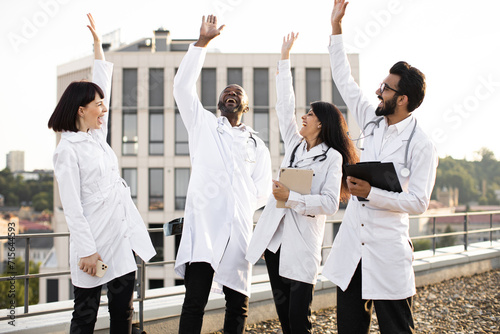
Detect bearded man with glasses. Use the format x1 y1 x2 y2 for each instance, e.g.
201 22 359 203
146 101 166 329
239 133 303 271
322 1 439 333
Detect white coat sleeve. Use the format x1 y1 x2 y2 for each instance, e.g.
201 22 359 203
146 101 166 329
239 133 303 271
276 59 303 150
366 136 439 214
328 34 376 128
173 43 208 133
252 142 272 209
92 60 113 141
53 146 97 258
286 152 342 216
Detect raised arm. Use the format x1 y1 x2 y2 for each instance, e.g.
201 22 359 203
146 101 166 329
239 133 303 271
276 33 302 150
88 13 113 141
173 15 224 132
87 13 104 60
329 1 375 128
331 0 349 35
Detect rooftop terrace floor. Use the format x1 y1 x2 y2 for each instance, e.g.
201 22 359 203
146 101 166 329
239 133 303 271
241 269 500 334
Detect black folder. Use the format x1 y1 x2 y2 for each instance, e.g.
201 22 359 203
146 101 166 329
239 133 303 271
343 161 402 201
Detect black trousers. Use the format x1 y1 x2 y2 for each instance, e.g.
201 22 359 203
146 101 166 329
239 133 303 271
178 262 249 334
70 271 136 334
337 262 415 334
265 248 315 334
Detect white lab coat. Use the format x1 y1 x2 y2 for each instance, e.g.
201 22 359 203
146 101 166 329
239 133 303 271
53 60 156 288
246 59 342 285
322 35 438 300
173 44 272 296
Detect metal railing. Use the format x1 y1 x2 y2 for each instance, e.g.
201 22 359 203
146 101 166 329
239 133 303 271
1 210 500 332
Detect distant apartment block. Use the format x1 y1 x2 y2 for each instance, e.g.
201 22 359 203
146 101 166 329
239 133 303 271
45 28 361 303
6 150 24 172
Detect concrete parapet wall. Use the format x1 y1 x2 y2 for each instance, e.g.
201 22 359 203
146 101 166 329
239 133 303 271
2 241 499 334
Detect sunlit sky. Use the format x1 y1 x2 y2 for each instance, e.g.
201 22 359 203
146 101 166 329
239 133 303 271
1 0 499 171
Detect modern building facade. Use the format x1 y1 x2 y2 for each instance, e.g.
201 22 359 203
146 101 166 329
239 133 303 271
44 28 360 302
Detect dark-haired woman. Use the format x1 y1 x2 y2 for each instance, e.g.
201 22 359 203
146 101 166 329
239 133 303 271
246 32 358 334
48 14 155 334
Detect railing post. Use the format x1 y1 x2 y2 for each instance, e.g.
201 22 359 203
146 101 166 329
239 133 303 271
24 237 30 314
490 214 493 246
464 214 468 251
432 217 436 255
136 259 145 332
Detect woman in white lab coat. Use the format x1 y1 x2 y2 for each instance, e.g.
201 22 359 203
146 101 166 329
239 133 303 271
48 14 155 334
246 33 358 334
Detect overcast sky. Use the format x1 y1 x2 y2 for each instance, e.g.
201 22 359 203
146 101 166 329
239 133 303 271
1 0 499 171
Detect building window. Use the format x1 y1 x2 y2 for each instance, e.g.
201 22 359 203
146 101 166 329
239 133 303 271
253 68 269 146
149 113 164 155
149 279 164 290
149 68 164 155
149 168 164 210
227 68 243 86
306 68 321 107
175 110 189 155
122 68 138 155
175 168 190 210
122 168 138 205
201 68 217 113
149 223 164 262
332 81 348 120
175 68 189 156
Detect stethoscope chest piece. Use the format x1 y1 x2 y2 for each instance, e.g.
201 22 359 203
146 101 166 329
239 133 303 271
400 167 410 178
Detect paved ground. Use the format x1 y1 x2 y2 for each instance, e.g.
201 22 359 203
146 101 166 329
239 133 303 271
235 268 500 333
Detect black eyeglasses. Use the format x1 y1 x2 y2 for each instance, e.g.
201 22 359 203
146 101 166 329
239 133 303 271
380 82 403 95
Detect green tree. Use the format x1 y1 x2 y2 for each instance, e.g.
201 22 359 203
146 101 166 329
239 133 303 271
0 257 40 309
433 156 479 204
32 192 51 212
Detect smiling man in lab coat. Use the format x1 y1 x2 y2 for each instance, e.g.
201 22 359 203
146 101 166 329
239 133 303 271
173 15 272 334
322 1 439 333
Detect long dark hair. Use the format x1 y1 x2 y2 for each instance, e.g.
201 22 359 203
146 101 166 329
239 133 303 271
311 101 359 202
48 81 104 132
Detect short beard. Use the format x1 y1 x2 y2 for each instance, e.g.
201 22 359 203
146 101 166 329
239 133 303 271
375 95 398 117
218 101 245 114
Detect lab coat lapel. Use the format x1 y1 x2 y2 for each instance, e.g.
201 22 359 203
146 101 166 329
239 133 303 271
299 142 324 162
216 117 235 176
371 120 385 160
378 119 414 161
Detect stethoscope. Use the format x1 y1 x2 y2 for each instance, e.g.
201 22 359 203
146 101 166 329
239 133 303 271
349 117 417 178
217 120 257 163
288 139 330 168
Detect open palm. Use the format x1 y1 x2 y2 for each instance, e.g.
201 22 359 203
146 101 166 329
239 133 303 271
200 15 225 41
331 0 348 25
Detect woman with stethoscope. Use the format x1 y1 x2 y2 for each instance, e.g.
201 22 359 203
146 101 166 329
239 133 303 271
246 32 358 334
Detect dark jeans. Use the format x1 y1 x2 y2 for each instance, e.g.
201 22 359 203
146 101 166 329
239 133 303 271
178 262 249 334
265 248 315 334
337 261 415 334
70 271 136 334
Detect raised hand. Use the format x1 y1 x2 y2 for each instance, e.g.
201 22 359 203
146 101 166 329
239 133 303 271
86 13 104 60
281 32 299 60
195 15 225 48
331 0 349 35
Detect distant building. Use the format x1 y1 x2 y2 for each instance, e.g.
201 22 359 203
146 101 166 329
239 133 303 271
46 27 361 302
6 150 24 172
